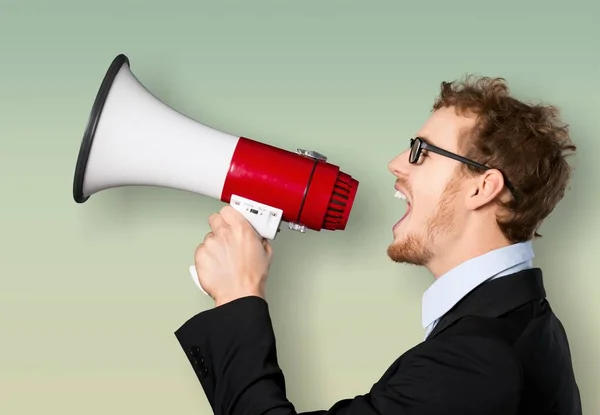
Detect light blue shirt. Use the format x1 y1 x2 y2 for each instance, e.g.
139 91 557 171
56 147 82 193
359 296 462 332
422 241 534 339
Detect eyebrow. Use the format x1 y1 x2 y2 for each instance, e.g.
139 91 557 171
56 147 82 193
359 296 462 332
415 134 436 147
417 133 457 152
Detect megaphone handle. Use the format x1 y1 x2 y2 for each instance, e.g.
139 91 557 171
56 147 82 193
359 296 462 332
189 194 284 295
189 265 210 296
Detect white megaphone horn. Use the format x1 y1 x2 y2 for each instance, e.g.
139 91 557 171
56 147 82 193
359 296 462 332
72 54 359 295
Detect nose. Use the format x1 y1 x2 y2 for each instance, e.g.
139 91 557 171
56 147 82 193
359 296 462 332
388 149 411 177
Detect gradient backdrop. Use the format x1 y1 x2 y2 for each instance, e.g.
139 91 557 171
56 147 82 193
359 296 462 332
1 1 598 414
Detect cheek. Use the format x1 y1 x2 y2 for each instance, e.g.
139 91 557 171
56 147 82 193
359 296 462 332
416 175 446 205
421 164 456 197
411 190 440 225
412 174 451 220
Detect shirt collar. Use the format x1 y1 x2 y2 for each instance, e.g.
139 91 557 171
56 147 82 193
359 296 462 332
422 241 535 331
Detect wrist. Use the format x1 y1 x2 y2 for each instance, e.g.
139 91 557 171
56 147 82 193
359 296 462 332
215 290 265 307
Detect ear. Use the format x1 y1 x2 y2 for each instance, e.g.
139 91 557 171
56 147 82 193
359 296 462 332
465 169 506 210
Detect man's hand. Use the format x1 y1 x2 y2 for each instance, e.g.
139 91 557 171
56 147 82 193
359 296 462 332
194 205 274 306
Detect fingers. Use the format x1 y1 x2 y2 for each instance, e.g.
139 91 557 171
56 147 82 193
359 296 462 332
194 231 214 258
208 213 227 234
210 205 265 242
262 238 274 257
220 205 250 228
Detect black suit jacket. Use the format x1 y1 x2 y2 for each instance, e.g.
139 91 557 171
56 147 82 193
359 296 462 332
174 268 582 414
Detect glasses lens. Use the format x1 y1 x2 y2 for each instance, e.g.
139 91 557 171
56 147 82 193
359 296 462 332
409 139 419 163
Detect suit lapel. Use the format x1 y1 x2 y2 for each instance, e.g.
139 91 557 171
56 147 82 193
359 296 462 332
427 268 547 339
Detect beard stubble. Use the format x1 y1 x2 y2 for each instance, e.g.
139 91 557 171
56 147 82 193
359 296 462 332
387 174 462 266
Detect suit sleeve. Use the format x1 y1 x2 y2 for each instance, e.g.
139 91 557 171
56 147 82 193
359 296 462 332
174 296 522 415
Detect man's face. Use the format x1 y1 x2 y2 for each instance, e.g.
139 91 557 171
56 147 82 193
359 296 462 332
387 106 475 266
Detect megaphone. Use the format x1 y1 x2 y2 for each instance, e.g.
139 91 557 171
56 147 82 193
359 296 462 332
72 54 359 294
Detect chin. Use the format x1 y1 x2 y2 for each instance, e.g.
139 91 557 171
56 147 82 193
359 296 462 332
387 232 434 266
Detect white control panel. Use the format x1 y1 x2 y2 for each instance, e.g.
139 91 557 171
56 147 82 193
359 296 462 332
229 194 283 240
189 194 284 296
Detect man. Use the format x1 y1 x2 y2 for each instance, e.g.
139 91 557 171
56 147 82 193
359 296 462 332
174 76 582 414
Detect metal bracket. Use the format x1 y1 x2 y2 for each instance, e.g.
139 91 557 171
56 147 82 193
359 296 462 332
287 149 327 233
296 148 327 161
288 222 307 233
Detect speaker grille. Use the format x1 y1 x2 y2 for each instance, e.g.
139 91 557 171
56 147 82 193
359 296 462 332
323 172 358 230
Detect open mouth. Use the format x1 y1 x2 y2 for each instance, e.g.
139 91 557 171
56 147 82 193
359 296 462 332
393 189 411 230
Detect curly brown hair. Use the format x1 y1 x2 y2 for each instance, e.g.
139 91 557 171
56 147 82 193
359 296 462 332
432 75 576 243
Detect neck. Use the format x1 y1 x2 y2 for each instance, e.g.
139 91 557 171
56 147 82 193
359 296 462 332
426 223 511 279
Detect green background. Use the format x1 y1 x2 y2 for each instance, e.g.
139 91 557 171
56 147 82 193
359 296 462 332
2 0 598 413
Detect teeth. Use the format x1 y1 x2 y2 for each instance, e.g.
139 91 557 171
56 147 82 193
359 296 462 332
394 190 407 200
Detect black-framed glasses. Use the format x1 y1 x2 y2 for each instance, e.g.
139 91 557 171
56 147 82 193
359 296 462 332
409 137 518 201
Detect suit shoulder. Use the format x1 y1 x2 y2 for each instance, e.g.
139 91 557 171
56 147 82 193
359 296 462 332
401 330 522 391
379 332 522 413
